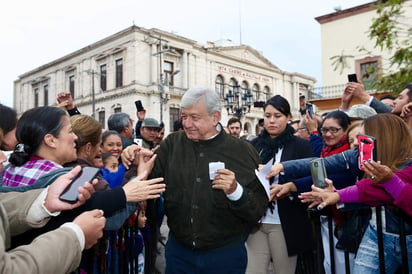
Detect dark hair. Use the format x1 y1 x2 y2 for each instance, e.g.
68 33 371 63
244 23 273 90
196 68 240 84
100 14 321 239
264 95 291 117
108 112 130 133
258 118 264 126
405 84 412 102
0 104 17 135
321 110 351 131
9 106 67 166
173 119 183 132
157 121 165 132
227 117 242 129
379 94 396 101
102 152 117 164
101 130 121 145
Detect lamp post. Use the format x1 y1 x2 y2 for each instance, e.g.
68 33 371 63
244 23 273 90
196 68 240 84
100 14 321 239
224 85 253 119
83 69 102 118
152 40 179 123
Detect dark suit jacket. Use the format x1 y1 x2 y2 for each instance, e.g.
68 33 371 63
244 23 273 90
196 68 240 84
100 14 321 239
277 136 315 256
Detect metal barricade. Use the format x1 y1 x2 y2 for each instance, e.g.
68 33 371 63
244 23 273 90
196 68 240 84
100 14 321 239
311 205 410 274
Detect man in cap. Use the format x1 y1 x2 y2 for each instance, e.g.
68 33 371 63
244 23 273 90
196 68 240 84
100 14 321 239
346 104 377 121
137 118 160 149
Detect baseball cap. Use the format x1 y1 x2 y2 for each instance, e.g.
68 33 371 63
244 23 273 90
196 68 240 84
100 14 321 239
142 118 160 128
347 104 377 120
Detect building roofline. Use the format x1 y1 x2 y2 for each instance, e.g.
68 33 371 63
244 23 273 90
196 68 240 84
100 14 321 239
315 1 377 24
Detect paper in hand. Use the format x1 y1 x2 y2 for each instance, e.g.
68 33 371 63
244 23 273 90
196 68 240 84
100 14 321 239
209 162 225 180
255 158 274 199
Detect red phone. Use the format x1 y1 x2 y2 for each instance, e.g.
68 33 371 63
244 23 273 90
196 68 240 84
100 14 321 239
358 134 376 171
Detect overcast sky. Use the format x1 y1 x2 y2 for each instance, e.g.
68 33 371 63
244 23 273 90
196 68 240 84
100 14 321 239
0 0 372 107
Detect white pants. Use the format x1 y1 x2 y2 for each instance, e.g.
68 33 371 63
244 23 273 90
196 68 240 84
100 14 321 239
321 216 355 274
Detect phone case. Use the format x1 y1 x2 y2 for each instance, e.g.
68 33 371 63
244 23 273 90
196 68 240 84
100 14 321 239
306 103 314 118
348 73 358 82
135 100 144 111
358 134 376 171
310 158 328 188
59 167 100 202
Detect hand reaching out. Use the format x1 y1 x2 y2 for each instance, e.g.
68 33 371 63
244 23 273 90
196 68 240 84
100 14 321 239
298 178 339 209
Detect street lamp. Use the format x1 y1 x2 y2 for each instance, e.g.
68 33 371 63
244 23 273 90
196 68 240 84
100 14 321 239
152 40 179 123
224 85 253 119
83 69 103 118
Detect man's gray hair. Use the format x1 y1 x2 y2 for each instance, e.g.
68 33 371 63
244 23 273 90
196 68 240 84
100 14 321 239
108 112 130 133
181 86 221 116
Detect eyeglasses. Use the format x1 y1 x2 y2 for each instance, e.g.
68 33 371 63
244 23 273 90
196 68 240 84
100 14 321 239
296 127 307 132
320 127 342 134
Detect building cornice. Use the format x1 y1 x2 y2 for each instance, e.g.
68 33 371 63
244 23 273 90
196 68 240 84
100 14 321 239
315 1 377 24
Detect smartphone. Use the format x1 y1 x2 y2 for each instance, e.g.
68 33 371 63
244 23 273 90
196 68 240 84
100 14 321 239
358 134 376 171
348 73 358 83
135 100 144 112
59 167 100 203
306 103 314 118
310 158 328 188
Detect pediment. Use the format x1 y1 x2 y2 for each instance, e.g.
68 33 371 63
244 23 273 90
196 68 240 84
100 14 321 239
208 44 279 70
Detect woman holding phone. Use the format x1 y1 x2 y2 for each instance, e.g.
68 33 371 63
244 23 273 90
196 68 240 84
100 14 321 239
268 113 412 273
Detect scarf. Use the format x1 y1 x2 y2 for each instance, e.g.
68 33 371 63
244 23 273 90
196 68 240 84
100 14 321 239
253 125 295 164
320 135 349 158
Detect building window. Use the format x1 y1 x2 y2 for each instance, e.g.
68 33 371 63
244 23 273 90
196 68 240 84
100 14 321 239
114 107 122 113
215 75 225 99
100 64 107 91
164 61 175 86
44 85 48 106
115 58 123 88
69 75 75 98
252 84 260 102
263 86 270 101
34 88 39 107
169 107 180 132
355 56 381 90
98 110 105 129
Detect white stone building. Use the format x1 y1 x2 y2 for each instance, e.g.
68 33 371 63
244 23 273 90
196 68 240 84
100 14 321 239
315 0 411 89
13 25 315 136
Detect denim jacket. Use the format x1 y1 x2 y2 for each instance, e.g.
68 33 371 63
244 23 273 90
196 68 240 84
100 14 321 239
281 148 359 180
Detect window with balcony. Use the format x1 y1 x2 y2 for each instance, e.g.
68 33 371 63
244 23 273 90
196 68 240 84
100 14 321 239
100 64 107 91
69 75 75 98
164 61 176 86
252 84 260 102
34 88 39 107
215 75 225 99
169 107 180 132
115 58 123 88
98 110 105 129
44 85 48 106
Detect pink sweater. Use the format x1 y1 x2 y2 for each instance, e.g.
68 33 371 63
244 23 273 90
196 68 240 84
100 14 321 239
338 165 412 217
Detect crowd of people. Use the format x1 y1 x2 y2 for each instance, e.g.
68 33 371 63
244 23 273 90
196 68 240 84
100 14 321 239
0 81 411 274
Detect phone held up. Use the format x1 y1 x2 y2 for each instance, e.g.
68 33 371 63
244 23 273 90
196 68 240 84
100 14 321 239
59 167 100 203
135 100 144 112
358 134 376 171
306 103 314 118
348 73 358 83
310 158 328 188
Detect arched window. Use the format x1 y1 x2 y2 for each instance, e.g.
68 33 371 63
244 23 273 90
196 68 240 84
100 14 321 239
215 75 225 99
263 86 271 101
241 81 249 95
252 83 260 102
